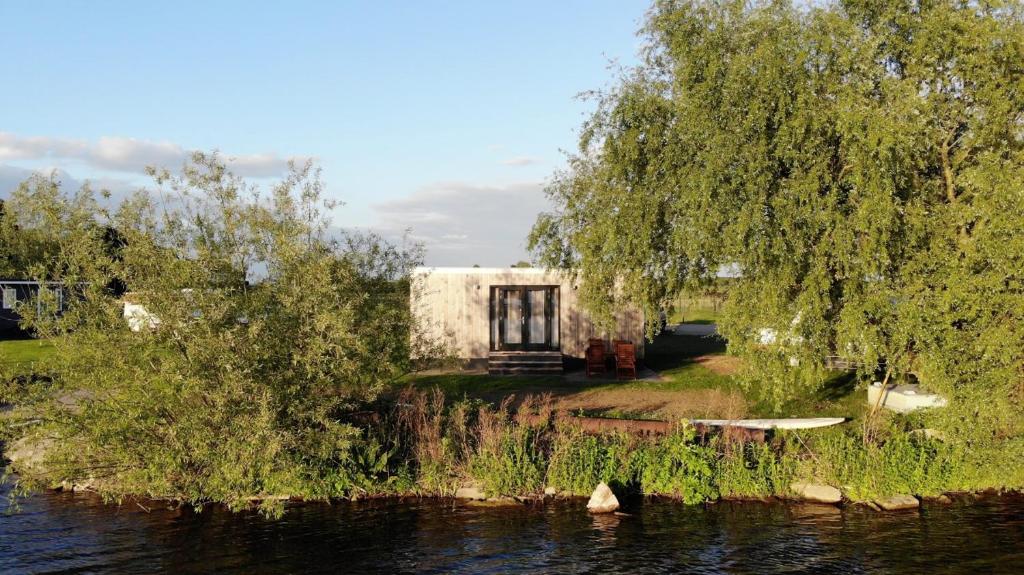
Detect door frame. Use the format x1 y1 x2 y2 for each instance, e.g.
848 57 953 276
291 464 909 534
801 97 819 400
490 285 559 352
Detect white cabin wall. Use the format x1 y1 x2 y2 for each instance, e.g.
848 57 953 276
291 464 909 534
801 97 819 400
411 268 645 360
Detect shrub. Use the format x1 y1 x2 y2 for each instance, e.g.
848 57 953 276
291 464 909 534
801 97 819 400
546 427 637 495
716 438 796 499
635 425 718 504
466 398 547 497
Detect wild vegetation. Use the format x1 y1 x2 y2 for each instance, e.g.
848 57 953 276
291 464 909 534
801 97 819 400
0 154 442 515
211 388 1024 506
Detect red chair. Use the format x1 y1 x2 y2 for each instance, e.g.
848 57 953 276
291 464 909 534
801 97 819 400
614 341 637 380
586 338 607 377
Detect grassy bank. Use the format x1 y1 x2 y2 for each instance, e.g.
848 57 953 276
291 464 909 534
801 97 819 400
7 386 1023 515
342 390 1024 509
6 334 1021 515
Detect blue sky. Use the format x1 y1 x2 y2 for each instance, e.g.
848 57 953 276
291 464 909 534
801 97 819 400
0 1 647 265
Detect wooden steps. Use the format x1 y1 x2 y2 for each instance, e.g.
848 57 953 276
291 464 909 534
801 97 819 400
488 351 563 376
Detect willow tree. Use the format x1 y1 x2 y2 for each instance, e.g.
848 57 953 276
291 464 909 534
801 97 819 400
530 0 1024 433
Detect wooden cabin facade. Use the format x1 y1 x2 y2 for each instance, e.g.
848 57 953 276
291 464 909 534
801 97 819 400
411 267 644 374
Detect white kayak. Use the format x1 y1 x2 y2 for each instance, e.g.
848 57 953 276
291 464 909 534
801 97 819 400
691 417 845 430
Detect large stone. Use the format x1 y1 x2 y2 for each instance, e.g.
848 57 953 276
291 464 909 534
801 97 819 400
875 495 920 511
586 482 620 514
454 486 487 500
6 436 53 476
790 482 842 504
543 486 558 497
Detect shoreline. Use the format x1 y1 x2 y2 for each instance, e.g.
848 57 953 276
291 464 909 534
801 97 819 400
12 475 1021 516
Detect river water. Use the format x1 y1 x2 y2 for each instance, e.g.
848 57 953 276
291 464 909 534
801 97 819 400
2 489 1023 574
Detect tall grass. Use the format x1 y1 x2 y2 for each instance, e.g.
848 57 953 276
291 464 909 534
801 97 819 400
364 388 1024 504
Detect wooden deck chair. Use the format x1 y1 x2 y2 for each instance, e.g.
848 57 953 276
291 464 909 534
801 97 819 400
614 341 637 380
586 338 607 377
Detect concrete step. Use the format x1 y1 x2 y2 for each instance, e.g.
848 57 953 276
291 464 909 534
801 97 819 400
488 362 563 371
487 352 564 376
489 351 562 359
488 354 562 362
488 366 564 376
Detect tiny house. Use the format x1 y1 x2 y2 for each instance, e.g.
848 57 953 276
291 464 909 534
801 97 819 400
411 267 644 374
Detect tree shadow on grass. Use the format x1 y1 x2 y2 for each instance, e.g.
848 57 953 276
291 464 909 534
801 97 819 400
643 332 727 372
817 371 858 403
403 372 615 405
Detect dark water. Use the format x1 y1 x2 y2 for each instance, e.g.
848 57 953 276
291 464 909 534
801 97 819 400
2 490 1024 574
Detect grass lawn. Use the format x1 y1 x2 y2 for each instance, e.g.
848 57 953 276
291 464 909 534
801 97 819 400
668 305 723 325
404 372 569 404
405 331 866 422
0 338 56 371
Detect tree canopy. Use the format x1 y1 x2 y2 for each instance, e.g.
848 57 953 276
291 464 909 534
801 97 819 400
529 0 1024 434
1 154 439 513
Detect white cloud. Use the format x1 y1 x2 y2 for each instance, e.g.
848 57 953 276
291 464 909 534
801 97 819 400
370 181 551 266
0 132 306 178
0 163 140 207
500 155 540 167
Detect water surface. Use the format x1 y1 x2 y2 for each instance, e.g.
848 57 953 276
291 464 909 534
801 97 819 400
2 489 1023 574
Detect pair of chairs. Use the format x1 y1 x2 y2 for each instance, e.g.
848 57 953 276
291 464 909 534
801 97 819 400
586 338 637 380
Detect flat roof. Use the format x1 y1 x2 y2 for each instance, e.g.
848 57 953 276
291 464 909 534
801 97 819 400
413 267 562 275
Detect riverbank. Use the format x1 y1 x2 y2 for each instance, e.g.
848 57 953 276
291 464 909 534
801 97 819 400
5 331 1023 518
7 387 1023 517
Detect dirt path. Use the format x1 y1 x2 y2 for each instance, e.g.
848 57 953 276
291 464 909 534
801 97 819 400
551 387 748 420
692 354 742 376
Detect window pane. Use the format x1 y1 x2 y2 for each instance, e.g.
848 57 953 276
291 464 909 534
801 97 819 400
504 290 522 344
528 290 546 344
2 288 16 310
490 290 499 350
551 288 559 347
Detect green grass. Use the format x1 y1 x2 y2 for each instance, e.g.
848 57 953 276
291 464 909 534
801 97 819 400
403 331 868 423
0 338 56 371
669 306 723 325
404 372 567 400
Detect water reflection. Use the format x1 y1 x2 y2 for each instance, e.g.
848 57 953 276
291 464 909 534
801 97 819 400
2 489 1023 574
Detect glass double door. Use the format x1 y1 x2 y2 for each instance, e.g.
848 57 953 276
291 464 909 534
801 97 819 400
492 286 559 351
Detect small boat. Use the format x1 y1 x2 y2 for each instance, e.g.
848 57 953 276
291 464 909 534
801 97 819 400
691 417 845 430
867 382 947 413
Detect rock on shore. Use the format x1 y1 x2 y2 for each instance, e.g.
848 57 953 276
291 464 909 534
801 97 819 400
790 483 842 504
586 482 620 513
874 495 920 511
455 486 487 500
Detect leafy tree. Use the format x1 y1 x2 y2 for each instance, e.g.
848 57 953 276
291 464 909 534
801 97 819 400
529 0 1024 435
0 175 108 281
2 153 440 514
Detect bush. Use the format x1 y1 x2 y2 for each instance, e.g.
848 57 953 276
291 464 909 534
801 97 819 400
466 398 548 497
716 438 796 499
546 427 637 495
0 154 437 516
634 426 718 504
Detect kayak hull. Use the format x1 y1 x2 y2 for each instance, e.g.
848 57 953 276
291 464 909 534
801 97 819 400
691 417 845 430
